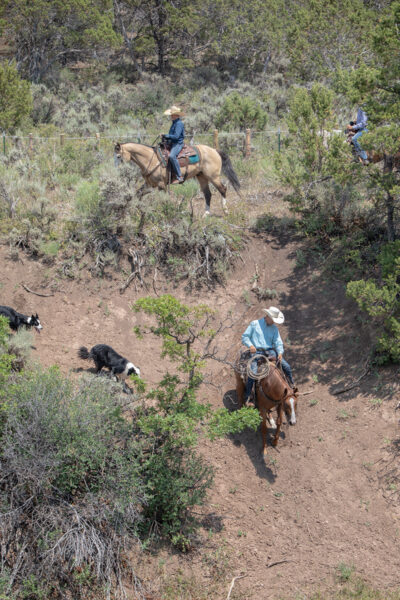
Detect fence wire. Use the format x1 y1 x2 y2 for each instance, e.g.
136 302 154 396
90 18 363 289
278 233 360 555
1 129 291 157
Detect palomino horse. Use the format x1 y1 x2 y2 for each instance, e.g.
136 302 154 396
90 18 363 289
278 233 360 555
114 142 241 215
235 360 298 455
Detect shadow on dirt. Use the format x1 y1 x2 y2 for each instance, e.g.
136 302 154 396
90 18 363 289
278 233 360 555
223 388 279 483
255 224 378 401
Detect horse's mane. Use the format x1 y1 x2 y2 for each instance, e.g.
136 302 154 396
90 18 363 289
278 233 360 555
263 362 294 392
120 141 154 149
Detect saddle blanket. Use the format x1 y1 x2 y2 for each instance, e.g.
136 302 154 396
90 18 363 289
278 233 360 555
157 143 200 168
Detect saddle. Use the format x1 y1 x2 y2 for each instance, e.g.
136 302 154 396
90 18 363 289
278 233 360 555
235 349 276 381
156 143 200 169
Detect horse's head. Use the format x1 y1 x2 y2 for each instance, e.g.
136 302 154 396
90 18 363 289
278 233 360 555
114 142 131 166
283 387 298 426
114 142 122 166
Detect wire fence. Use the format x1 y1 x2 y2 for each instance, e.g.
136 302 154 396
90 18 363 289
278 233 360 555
1 128 291 158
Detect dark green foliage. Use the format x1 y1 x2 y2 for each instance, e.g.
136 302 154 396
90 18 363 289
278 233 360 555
347 243 400 363
133 296 261 541
139 441 213 550
0 62 32 131
215 92 268 131
1 0 120 83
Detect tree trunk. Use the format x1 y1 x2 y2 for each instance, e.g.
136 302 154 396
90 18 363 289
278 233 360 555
383 154 396 242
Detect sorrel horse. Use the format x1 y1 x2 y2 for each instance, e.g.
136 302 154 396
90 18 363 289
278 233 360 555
235 360 298 455
114 142 241 216
346 130 400 168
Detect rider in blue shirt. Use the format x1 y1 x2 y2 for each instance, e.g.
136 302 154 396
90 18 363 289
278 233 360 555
347 106 368 164
163 105 185 183
242 306 294 404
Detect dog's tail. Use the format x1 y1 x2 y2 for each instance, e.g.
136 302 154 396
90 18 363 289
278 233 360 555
78 346 91 360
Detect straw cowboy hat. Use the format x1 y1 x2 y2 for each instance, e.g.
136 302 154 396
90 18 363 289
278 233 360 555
263 306 284 324
163 105 184 116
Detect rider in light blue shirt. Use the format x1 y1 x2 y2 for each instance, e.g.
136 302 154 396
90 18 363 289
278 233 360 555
163 105 185 183
242 306 294 403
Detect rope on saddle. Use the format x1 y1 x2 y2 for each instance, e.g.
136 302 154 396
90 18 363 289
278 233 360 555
234 350 270 380
246 354 270 380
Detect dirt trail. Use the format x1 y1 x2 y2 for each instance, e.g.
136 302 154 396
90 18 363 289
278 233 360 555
1 226 399 599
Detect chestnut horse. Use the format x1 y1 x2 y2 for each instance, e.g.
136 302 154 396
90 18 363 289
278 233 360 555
114 142 241 216
235 361 298 455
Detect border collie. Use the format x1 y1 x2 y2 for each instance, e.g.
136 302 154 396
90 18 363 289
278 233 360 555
78 344 140 392
0 305 43 333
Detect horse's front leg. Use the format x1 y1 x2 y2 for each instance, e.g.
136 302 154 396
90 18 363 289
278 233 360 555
235 372 245 408
260 407 268 456
272 405 283 447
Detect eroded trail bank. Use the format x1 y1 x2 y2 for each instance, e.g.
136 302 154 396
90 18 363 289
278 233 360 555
1 230 399 599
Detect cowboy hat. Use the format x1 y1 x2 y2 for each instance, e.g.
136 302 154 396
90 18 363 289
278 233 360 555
163 105 184 116
263 306 284 324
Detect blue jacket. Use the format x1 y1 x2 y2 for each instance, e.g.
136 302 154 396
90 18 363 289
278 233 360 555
242 318 284 355
353 108 368 132
165 118 185 144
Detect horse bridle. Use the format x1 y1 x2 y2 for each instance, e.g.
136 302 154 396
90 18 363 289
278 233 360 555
256 380 285 406
256 366 294 406
122 144 162 180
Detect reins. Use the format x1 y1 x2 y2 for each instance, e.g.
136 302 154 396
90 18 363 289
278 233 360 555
124 143 161 179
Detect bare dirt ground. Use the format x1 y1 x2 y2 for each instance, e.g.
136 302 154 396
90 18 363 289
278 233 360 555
1 203 399 599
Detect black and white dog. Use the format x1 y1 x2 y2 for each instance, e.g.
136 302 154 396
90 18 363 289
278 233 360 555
78 344 140 392
0 305 43 333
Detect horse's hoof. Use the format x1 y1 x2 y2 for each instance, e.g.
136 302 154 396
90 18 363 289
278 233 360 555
272 440 278 447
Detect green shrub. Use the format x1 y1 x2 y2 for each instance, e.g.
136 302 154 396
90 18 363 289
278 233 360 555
347 244 400 363
215 92 268 131
0 62 32 132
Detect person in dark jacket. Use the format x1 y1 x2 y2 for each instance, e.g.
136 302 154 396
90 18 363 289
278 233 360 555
163 105 185 183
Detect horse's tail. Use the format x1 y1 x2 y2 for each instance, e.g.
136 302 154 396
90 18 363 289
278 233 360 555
217 150 241 197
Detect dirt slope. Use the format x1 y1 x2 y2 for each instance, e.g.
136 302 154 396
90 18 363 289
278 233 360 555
1 226 399 599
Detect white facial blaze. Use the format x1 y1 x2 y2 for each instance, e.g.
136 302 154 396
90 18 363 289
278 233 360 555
289 397 296 424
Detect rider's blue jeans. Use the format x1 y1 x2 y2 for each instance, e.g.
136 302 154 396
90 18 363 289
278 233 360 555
352 129 368 161
169 142 183 178
244 348 294 402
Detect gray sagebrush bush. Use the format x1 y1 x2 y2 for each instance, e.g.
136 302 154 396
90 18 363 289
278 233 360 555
5 328 34 371
31 83 57 125
0 369 147 600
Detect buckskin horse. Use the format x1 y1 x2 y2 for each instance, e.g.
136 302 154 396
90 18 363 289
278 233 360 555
114 142 241 216
235 357 299 455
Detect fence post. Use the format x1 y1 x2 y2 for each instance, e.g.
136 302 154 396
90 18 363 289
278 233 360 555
28 133 33 156
213 129 219 150
60 132 65 147
95 132 100 150
244 128 251 157
277 127 281 153
2 132 5 155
